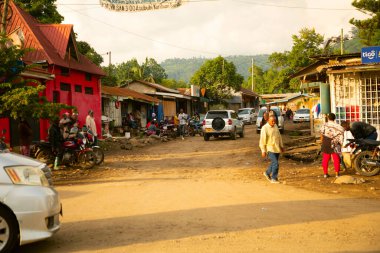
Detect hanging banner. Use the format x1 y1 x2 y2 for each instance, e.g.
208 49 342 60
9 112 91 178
100 0 186 12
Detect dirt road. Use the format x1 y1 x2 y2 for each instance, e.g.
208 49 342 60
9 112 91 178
19 125 380 252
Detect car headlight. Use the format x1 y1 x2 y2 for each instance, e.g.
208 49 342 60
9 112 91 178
5 166 50 186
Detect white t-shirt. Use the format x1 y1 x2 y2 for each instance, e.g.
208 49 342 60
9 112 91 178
178 113 188 125
341 130 354 153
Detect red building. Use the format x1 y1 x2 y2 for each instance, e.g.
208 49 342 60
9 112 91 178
1 1 105 146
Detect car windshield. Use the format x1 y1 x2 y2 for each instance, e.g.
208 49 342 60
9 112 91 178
258 108 280 117
238 109 250 115
296 109 310 114
206 111 229 119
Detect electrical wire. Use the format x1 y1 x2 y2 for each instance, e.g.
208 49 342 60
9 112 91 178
61 5 220 56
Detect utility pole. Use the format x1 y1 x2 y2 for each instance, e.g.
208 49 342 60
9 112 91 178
1 0 10 34
251 58 254 92
107 51 111 75
340 28 344 55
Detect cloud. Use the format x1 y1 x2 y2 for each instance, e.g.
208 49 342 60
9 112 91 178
56 0 364 65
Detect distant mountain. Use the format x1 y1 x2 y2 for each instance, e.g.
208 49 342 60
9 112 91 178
160 55 270 83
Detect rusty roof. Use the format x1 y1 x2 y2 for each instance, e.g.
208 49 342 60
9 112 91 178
240 88 260 97
101 86 160 104
7 1 105 76
129 80 180 94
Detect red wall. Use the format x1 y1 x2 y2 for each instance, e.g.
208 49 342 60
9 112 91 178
40 66 102 140
0 118 10 144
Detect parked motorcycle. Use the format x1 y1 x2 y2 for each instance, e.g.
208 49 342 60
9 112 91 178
188 120 203 136
345 138 380 176
159 121 177 139
35 136 97 169
81 128 104 165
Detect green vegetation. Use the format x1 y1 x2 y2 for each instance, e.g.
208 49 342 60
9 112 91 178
14 0 64 24
190 56 243 102
161 55 270 83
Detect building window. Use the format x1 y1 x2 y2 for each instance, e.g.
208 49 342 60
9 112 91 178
85 73 92 81
75 84 82 93
61 67 69 76
85 87 93 94
60 82 71 91
53 91 60 103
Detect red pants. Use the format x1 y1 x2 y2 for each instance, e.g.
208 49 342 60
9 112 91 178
322 152 340 174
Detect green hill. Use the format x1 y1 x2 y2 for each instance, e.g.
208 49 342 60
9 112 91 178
160 55 270 83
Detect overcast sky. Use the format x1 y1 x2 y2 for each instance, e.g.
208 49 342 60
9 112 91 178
55 0 365 65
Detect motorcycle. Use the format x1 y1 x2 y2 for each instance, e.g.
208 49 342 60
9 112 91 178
188 120 203 136
81 128 104 165
345 138 380 176
35 136 97 170
159 121 177 139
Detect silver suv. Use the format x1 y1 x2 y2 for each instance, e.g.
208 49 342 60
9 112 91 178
202 110 244 141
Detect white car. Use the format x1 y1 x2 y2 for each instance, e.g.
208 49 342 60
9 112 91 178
256 106 285 134
293 108 311 123
0 152 61 252
238 108 257 124
202 110 244 141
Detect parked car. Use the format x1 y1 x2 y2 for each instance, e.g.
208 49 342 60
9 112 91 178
238 108 257 124
202 110 244 141
0 152 61 252
256 106 284 134
293 108 311 123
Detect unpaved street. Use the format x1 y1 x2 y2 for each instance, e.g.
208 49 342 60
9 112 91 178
19 125 380 252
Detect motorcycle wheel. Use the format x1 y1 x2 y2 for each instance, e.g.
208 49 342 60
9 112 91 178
354 151 380 176
36 149 53 165
78 150 97 169
92 147 104 165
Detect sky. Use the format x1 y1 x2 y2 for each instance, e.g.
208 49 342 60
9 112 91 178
55 0 366 65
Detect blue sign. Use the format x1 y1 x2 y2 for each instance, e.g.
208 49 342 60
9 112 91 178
361 46 380 64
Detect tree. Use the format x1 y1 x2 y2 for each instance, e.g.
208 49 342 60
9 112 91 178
77 41 103 66
14 0 64 24
350 0 380 46
0 35 71 120
264 28 324 91
141 58 168 83
190 56 243 101
161 79 188 89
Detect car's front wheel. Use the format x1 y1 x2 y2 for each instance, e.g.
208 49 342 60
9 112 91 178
0 206 19 253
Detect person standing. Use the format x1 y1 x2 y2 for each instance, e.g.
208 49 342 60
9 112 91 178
341 121 355 169
320 113 344 178
178 109 188 140
48 118 63 170
86 109 98 145
18 118 33 156
260 115 284 184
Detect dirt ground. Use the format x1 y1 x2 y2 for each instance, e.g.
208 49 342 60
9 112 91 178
52 121 380 200
18 121 380 253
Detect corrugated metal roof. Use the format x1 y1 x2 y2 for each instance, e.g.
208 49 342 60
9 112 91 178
7 2 105 76
130 80 180 94
240 88 260 97
101 86 160 104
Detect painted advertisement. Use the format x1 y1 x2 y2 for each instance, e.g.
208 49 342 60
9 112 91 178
361 46 380 64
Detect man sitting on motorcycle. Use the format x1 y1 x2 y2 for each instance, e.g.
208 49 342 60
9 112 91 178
350 121 378 140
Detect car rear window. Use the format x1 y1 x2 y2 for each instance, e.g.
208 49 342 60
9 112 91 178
206 111 229 119
258 108 280 117
238 109 250 114
296 109 310 114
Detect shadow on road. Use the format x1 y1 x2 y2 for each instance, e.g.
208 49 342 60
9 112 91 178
19 197 380 252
